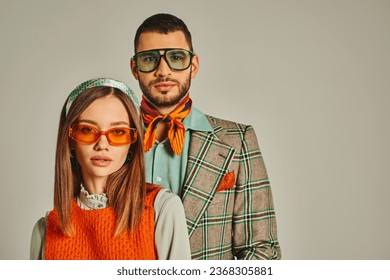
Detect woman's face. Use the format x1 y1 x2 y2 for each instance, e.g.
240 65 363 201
72 96 132 187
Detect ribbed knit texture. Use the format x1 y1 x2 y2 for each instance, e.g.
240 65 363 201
44 186 161 260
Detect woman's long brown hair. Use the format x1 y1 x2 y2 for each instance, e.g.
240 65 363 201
54 87 145 236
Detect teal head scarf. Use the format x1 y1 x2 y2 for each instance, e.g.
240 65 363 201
65 78 139 116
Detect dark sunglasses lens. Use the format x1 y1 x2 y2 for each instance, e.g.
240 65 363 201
165 49 192 70
136 51 160 72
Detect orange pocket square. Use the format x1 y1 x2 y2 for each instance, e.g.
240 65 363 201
216 171 235 191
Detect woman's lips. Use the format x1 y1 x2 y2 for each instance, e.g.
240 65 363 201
91 156 113 167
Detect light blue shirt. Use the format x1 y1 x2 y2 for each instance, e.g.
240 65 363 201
144 106 213 196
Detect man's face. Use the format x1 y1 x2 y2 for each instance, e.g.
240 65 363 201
131 31 199 111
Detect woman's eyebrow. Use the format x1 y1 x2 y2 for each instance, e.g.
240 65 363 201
77 119 97 125
110 121 130 127
77 120 130 127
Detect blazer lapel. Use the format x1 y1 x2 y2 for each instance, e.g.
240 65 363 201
181 120 236 237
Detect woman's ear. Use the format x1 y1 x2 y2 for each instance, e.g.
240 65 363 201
70 146 79 170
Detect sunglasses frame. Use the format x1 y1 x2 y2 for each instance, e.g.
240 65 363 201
132 48 195 73
69 124 137 146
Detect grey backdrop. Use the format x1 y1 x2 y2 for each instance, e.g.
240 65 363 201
1 0 389 259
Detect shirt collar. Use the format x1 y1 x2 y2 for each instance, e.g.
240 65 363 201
183 106 213 132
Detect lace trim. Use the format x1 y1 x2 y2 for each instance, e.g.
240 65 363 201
77 183 108 210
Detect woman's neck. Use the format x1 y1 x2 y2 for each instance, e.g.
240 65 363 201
81 177 107 194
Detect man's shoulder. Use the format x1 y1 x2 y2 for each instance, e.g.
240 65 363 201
204 114 252 130
199 114 261 154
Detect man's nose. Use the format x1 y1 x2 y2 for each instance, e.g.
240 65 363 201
155 55 171 76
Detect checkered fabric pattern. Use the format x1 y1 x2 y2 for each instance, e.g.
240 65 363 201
181 115 281 259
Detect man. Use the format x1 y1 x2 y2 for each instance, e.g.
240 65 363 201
130 13 281 260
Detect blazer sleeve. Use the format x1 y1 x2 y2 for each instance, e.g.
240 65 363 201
154 189 192 260
232 125 281 259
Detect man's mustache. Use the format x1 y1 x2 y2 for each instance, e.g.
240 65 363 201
149 78 178 86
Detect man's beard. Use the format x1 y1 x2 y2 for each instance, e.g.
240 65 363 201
139 76 191 109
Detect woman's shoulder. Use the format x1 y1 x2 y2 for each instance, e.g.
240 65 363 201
151 186 183 217
32 211 51 234
30 214 49 260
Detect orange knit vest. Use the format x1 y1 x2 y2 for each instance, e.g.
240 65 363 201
44 185 161 260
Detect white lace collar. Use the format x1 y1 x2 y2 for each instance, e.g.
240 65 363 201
76 183 108 210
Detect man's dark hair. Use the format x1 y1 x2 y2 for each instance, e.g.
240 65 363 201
134 13 193 52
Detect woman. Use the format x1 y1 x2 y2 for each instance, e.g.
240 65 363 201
30 78 191 260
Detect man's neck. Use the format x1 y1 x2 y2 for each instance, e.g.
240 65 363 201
155 105 177 115
155 121 170 142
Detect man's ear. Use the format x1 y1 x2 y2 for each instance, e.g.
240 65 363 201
130 58 139 80
190 54 199 79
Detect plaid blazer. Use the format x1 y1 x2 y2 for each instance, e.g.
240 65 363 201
180 115 281 260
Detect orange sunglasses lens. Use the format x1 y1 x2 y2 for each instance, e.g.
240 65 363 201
69 124 137 145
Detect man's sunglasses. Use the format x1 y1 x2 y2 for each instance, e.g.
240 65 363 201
132 48 194 73
69 124 137 146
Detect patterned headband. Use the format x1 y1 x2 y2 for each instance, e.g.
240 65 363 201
65 78 139 116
